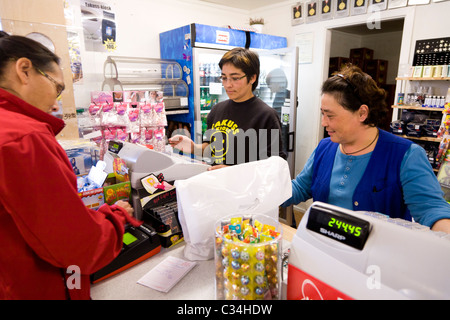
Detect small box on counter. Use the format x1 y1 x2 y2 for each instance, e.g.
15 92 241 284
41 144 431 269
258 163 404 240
78 187 105 210
141 187 183 248
139 173 183 248
103 173 131 205
60 140 100 176
78 158 131 208
78 174 131 208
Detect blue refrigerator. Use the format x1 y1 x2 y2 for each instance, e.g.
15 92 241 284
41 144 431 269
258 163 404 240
160 23 298 225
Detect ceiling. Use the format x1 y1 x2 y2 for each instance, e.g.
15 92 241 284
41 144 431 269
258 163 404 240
197 1 405 35
198 0 288 11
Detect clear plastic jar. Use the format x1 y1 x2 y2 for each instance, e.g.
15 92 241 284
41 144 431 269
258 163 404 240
214 214 282 300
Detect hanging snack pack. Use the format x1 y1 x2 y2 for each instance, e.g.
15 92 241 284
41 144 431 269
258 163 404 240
214 214 282 300
84 90 168 158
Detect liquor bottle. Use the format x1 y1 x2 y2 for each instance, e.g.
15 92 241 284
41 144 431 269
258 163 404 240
205 88 211 110
211 63 220 83
211 94 218 107
205 63 211 86
199 63 206 86
200 88 206 110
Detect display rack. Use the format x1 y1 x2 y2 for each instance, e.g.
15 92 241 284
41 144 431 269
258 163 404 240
102 56 189 113
392 76 450 172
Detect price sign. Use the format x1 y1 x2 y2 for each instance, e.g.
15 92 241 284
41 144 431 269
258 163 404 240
306 206 371 250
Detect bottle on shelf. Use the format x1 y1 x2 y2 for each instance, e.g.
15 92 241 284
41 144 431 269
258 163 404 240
204 63 211 86
206 88 211 110
199 63 206 86
211 94 218 107
200 88 206 110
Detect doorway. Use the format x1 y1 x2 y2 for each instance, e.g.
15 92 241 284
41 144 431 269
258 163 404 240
323 18 405 138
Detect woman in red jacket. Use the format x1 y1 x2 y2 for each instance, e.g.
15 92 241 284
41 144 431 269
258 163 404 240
0 31 139 299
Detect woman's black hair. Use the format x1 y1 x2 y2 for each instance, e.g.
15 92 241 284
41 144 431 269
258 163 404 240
321 65 388 127
0 31 60 77
219 47 260 91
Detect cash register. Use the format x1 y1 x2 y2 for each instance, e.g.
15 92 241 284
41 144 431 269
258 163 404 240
91 141 208 282
287 202 450 300
103 140 209 220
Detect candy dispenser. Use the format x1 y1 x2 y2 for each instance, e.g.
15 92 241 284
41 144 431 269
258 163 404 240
214 214 282 300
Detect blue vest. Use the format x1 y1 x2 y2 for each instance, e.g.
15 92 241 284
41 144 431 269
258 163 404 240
311 129 413 220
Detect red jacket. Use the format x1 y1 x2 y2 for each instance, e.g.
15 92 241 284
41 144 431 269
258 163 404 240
0 89 139 299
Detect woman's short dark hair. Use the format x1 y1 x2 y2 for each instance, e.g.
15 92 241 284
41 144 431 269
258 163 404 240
322 65 388 127
0 31 60 78
219 47 260 91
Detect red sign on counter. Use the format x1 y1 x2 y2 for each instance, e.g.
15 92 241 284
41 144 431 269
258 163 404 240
287 264 353 300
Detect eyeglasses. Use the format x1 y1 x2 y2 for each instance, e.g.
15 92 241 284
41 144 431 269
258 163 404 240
35 67 65 98
219 74 247 84
335 74 364 105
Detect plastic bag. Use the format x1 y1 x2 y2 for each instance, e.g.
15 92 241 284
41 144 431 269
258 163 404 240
175 156 292 261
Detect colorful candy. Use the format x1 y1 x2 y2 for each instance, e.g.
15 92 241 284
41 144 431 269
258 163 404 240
215 215 282 300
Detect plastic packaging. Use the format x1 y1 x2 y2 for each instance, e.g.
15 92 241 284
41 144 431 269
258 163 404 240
175 156 292 261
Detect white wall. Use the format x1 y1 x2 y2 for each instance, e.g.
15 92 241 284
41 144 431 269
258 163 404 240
70 0 250 108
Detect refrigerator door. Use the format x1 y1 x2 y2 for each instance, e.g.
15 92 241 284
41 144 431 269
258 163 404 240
257 46 299 178
192 47 229 143
193 47 299 172
258 47 299 226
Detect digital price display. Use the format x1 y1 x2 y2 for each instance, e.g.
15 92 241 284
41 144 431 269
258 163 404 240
306 206 371 250
108 140 123 154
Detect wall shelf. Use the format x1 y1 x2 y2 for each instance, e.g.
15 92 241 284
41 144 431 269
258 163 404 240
392 105 445 111
396 77 450 81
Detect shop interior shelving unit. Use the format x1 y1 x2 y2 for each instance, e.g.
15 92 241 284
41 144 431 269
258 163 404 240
392 76 450 172
102 56 189 115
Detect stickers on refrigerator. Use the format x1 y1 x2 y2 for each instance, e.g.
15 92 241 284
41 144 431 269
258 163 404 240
216 30 230 45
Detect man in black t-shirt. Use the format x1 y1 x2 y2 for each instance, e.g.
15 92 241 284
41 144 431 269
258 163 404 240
169 47 286 169
204 95 285 166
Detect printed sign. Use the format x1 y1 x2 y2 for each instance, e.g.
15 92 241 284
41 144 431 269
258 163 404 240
216 30 230 45
287 264 353 300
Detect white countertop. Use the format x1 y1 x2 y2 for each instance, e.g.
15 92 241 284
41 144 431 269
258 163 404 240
90 242 215 300
90 237 292 300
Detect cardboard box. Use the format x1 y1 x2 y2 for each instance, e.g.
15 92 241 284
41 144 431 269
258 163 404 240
350 47 374 61
78 173 131 208
65 147 94 176
78 187 105 210
329 57 350 76
364 59 388 85
103 173 131 205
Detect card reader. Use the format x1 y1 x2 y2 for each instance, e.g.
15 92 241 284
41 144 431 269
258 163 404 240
91 223 161 283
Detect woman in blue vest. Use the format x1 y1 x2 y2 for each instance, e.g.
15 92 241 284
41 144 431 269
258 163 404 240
283 65 450 233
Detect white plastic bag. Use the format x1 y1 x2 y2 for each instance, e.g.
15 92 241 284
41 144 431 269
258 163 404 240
175 156 292 261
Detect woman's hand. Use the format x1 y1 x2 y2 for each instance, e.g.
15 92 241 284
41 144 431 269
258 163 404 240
207 164 229 171
115 200 134 217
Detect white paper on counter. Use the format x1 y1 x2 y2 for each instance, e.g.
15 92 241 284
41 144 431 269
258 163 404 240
137 256 197 293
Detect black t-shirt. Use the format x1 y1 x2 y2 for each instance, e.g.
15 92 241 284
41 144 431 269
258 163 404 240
203 96 287 166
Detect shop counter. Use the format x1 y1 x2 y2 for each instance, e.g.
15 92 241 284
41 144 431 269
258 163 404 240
90 224 295 300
